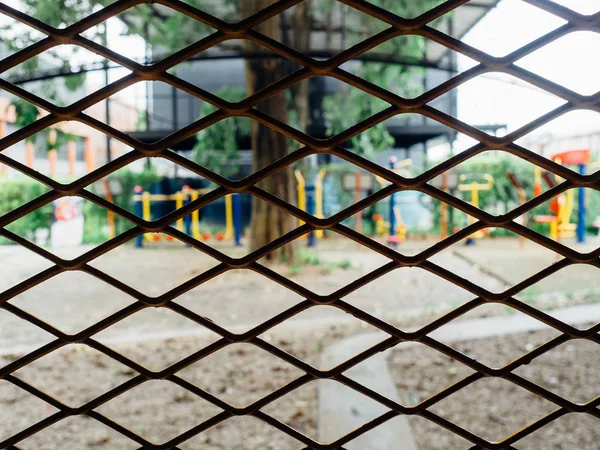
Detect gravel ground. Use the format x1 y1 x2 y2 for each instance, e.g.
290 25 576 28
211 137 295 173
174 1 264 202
389 328 600 450
0 241 504 351
2 328 325 449
1 239 597 448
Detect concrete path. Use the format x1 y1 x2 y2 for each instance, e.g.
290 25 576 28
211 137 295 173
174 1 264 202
452 237 600 292
319 331 419 450
318 302 600 449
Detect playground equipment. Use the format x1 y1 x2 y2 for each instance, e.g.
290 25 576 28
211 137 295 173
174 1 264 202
372 208 406 243
375 156 412 246
507 172 527 249
295 169 326 247
533 167 576 242
430 169 460 240
134 186 241 248
533 149 591 243
458 173 494 245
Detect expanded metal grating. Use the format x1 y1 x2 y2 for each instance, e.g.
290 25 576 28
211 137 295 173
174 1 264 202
1 0 600 449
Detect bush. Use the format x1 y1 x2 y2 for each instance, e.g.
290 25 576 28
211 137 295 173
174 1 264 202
0 168 160 245
0 179 53 244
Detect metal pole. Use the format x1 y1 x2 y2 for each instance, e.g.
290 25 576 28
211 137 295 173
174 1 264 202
355 171 362 234
233 193 243 247
171 84 178 131
306 184 316 247
144 22 151 132
388 156 397 246
577 164 586 243
103 23 111 162
183 189 192 237
134 186 143 248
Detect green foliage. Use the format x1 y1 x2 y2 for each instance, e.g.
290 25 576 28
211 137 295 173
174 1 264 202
62 71 86 92
0 169 160 245
321 0 442 158
0 179 52 244
19 0 114 28
9 98 39 130
193 87 249 178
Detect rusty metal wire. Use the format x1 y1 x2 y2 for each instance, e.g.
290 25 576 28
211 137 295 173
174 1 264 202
0 0 599 449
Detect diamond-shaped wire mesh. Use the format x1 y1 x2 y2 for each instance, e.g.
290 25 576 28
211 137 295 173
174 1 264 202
1 0 600 449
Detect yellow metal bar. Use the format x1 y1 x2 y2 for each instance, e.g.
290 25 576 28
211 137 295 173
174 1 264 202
472 187 479 210
132 194 177 201
142 191 152 241
458 174 493 239
191 190 201 239
225 194 234 239
295 170 306 227
315 169 325 239
175 191 184 232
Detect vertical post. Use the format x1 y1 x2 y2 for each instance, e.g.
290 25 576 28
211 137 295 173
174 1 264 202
48 149 57 177
0 121 6 176
534 166 542 197
306 184 316 247
171 84 178 131
67 140 76 177
472 186 479 210
144 22 151 133
448 189 455 235
102 179 115 239
441 171 448 239
134 186 144 248
84 137 95 173
295 170 306 227
225 194 234 239
176 188 185 233
142 190 151 242
355 171 362 234
518 189 526 249
232 193 243 247
182 190 193 238
388 157 397 245
25 140 34 169
191 190 200 239
577 164 586 244
315 169 325 240
102 23 112 163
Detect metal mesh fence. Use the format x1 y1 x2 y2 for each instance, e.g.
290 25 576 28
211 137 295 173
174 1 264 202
1 0 599 449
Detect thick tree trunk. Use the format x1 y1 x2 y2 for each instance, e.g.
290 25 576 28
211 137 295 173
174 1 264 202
242 0 296 263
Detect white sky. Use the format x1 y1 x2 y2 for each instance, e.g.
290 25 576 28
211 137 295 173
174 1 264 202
449 0 600 155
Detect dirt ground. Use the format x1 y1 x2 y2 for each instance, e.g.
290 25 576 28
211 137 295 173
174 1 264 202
0 237 598 448
2 328 323 449
390 328 600 450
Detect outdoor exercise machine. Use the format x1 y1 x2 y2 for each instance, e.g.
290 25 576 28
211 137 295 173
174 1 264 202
295 169 326 247
458 173 494 245
374 156 412 246
133 185 242 248
533 149 591 243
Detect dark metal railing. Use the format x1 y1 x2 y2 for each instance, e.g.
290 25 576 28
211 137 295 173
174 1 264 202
0 1 599 449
